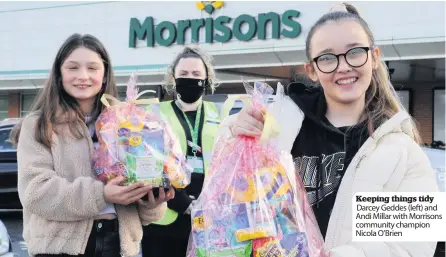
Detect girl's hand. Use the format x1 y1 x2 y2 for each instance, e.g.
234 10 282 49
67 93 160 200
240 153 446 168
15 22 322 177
138 186 175 209
230 105 265 137
104 176 152 205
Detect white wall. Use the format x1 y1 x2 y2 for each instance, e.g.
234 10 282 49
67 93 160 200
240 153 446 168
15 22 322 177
0 1 444 79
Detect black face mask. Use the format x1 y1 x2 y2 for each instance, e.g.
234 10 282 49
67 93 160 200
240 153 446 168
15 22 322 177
175 78 207 103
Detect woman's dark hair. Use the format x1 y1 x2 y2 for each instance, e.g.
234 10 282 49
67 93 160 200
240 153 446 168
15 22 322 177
10 33 118 148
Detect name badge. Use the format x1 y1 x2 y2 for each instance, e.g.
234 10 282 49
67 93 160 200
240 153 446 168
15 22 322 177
187 156 204 174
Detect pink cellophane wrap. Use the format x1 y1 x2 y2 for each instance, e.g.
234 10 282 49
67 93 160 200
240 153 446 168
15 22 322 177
93 74 192 188
186 81 328 257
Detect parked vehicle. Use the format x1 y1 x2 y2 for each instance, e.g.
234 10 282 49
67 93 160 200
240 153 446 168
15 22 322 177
422 146 445 191
0 219 13 257
0 119 20 211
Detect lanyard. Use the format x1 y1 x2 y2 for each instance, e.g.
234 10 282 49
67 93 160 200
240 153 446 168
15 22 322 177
181 103 202 156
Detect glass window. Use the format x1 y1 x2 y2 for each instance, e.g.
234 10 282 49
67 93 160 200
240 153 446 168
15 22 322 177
229 107 242 115
118 92 126 101
433 89 445 143
0 95 8 121
0 127 14 152
396 90 411 113
21 94 36 117
0 113 7 121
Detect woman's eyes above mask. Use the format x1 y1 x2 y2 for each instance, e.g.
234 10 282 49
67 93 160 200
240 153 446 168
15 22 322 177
178 71 202 77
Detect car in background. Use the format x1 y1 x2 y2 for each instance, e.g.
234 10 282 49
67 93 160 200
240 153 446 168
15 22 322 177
422 146 445 192
0 119 21 211
0 219 13 257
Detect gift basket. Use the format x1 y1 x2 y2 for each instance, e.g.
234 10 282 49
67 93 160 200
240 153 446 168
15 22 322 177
186 81 327 257
93 74 192 193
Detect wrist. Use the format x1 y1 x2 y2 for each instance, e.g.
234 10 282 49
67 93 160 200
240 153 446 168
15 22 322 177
96 181 108 210
103 184 110 203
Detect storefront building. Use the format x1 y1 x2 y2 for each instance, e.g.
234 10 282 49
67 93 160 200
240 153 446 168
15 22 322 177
0 1 444 144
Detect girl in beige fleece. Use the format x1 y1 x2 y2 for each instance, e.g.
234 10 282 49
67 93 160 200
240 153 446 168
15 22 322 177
11 33 172 257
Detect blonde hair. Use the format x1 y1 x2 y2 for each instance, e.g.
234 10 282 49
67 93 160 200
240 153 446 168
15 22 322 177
305 2 422 143
163 46 218 95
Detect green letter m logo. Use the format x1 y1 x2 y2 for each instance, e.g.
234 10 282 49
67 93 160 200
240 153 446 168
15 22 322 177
129 17 154 48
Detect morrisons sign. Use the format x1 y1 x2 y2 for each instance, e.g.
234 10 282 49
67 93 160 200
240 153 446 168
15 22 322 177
128 9 302 48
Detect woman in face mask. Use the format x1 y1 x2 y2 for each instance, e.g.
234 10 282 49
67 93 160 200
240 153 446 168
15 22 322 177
141 47 221 257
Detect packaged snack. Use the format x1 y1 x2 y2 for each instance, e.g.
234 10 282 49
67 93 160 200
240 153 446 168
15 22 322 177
93 74 192 191
186 81 327 257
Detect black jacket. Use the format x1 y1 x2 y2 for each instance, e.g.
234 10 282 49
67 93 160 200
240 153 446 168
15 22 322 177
288 82 371 238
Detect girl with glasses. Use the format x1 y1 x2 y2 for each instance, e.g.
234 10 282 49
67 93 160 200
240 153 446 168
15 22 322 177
220 3 438 256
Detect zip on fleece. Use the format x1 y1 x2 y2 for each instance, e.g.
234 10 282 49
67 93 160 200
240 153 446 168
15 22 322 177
78 119 95 162
78 121 100 255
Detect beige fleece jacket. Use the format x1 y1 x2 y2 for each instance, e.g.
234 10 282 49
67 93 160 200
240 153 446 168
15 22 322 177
17 113 166 257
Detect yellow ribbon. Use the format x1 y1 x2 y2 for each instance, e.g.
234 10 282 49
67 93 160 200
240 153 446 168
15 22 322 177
260 109 280 143
100 90 159 108
222 94 251 120
222 95 280 143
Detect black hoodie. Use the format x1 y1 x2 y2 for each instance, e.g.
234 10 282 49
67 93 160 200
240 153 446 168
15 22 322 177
287 82 371 238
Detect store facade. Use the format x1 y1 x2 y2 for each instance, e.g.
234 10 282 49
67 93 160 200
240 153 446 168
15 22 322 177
0 1 444 144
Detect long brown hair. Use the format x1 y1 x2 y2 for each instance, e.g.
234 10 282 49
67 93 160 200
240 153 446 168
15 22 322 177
10 33 118 148
305 3 422 143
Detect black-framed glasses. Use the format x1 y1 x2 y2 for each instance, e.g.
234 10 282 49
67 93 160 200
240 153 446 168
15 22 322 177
312 46 371 73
